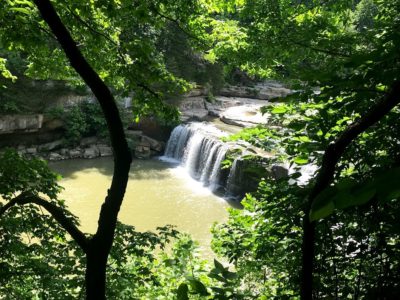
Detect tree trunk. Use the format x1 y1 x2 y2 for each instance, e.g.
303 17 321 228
300 216 316 299
33 1 132 299
85 250 108 300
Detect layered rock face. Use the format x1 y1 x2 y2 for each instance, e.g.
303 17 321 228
0 114 43 134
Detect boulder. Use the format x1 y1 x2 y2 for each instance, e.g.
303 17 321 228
48 152 63 161
38 139 64 151
125 130 143 138
80 136 98 147
83 146 100 159
69 149 82 158
186 88 205 97
271 165 289 179
141 135 164 152
59 148 69 156
97 144 113 157
25 147 37 155
181 108 209 122
134 145 151 159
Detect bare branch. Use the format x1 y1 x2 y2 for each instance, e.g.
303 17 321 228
0 193 89 253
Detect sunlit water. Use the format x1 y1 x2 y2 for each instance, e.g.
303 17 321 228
50 157 230 256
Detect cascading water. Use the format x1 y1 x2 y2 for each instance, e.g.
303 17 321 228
162 123 231 194
225 158 239 196
163 123 313 199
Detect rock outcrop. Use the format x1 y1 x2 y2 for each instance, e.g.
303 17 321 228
177 96 209 122
219 81 291 100
176 81 292 127
13 129 166 161
126 130 165 159
0 114 43 134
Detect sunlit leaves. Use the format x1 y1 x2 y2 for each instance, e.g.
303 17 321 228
310 167 400 221
0 149 62 200
0 59 16 85
1 0 208 123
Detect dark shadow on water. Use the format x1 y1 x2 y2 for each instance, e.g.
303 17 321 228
49 157 174 181
224 198 244 209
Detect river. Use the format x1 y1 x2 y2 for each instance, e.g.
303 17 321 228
50 157 230 256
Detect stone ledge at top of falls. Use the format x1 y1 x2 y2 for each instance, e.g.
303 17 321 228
207 97 271 127
219 81 292 100
178 95 276 127
177 81 292 127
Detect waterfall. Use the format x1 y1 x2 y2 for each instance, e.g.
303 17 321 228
225 158 240 197
162 123 229 194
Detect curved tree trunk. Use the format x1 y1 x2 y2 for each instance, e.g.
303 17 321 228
300 80 400 299
33 1 132 299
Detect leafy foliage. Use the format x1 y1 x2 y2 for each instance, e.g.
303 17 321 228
0 149 62 200
48 100 131 146
2 0 400 298
209 0 400 298
0 0 211 122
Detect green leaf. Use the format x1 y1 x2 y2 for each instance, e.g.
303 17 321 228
10 7 31 15
177 283 189 300
309 187 337 221
222 270 238 280
271 105 288 114
349 188 376 207
310 200 334 221
15 0 34 7
293 156 309 165
214 259 225 272
188 278 209 296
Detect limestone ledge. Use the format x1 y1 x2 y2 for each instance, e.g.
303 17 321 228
14 133 165 161
0 114 43 134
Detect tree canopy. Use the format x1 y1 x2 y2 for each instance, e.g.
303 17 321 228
1 0 399 299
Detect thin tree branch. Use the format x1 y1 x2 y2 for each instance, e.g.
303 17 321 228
64 5 129 66
290 39 351 58
136 82 162 99
149 5 206 47
64 5 120 48
0 193 89 253
301 79 400 299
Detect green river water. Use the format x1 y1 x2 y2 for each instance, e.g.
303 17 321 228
50 157 230 256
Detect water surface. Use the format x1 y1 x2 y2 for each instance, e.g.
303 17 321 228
50 157 229 254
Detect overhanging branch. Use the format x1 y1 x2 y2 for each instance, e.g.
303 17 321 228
301 79 400 299
310 79 400 200
0 193 89 253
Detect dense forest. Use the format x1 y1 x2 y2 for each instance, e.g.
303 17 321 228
0 0 399 299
